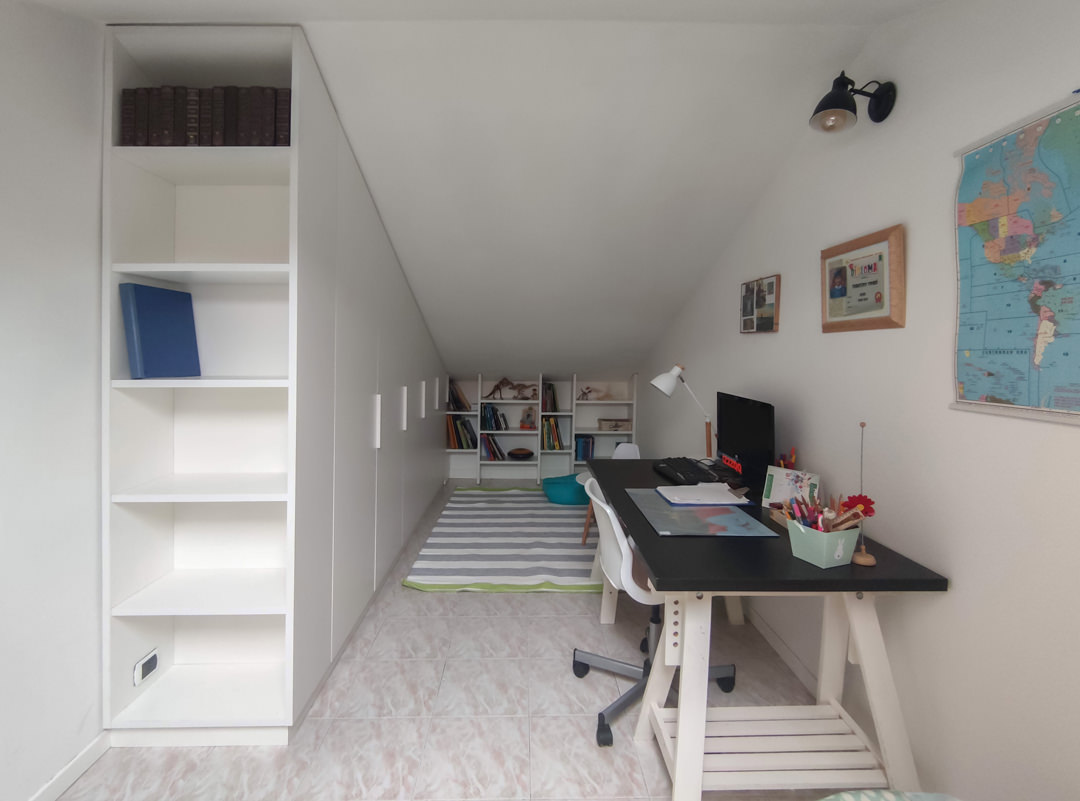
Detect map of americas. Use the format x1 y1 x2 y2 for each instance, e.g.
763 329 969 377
956 100 1080 413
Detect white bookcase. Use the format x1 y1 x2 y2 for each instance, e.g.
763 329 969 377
102 26 296 744
446 373 636 482
97 25 455 747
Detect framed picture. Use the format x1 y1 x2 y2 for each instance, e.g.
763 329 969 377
821 224 905 333
740 274 781 333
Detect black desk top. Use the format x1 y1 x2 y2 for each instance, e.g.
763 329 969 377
588 459 949 594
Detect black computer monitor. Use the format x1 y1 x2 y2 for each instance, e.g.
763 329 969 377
715 391 775 496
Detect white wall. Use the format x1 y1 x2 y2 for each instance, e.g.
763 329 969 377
0 2 104 800
640 1 1080 798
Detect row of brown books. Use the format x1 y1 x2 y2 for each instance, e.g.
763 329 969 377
119 86 291 147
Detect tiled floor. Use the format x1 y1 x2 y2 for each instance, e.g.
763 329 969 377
61 481 831 801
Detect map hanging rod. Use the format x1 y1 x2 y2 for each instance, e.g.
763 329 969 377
953 89 1080 157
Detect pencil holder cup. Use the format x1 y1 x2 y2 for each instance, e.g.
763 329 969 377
786 519 860 569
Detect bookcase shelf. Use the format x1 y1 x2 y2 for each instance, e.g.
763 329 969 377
111 472 289 503
113 146 290 185
110 661 289 729
113 263 290 283
112 568 287 616
446 373 636 482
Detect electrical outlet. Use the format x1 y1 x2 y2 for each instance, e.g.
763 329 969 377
133 649 158 686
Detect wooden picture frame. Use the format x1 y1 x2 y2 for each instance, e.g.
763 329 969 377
821 224 905 333
740 274 781 333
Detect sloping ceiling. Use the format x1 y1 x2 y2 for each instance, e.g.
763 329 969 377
37 0 944 377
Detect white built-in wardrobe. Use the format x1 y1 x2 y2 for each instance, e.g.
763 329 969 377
100 25 445 745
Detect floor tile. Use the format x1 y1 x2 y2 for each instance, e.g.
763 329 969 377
368 615 454 659
529 715 651 799
448 614 532 658
296 718 428 801
528 656 623 717
413 716 531 800
433 658 530 716
308 657 444 718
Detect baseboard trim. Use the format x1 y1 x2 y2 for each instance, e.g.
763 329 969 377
28 732 110 801
746 604 818 695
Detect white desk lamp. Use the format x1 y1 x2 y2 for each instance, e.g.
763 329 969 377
650 364 713 459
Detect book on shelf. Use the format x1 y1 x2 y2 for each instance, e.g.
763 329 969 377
133 87 149 146
184 87 200 145
542 381 559 412
147 87 162 145
120 88 135 146
480 434 506 461
460 418 477 449
159 85 175 146
446 415 459 449
210 86 225 145
118 283 201 379
236 86 252 146
447 378 472 411
574 434 595 461
119 85 288 147
275 87 291 145
198 88 213 146
224 85 239 145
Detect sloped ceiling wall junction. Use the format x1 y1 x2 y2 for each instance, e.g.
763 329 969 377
40 0 946 376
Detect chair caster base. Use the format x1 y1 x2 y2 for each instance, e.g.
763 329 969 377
596 714 613 746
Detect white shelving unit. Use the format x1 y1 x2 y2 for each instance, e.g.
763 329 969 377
572 374 638 466
446 373 636 482
103 26 296 746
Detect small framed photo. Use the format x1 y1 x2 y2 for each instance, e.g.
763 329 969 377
740 274 781 333
821 224 905 333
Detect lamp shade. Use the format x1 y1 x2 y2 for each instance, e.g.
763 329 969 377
809 73 857 133
650 365 683 397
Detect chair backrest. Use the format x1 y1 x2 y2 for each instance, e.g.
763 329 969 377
583 477 663 606
612 442 640 459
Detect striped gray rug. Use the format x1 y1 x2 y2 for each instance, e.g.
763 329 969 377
403 488 602 592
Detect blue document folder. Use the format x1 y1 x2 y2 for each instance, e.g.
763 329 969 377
119 283 201 379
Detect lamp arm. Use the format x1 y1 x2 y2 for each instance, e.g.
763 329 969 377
851 80 883 98
679 377 714 459
678 376 708 417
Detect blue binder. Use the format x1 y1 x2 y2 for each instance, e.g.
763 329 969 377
119 283 201 379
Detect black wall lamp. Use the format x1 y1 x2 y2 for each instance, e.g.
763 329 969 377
809 71 897 133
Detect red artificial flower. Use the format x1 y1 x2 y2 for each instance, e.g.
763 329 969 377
842 493 876 517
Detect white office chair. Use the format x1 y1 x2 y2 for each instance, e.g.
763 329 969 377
572 477 735 746
579 442 640 545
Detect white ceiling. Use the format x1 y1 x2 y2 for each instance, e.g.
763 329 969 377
38 0 944 377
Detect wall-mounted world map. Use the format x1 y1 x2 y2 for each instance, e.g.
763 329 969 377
956 98 1080 418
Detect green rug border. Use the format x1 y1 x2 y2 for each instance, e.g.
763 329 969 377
402 580 602 593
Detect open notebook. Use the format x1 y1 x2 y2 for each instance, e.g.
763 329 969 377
655 483 751 506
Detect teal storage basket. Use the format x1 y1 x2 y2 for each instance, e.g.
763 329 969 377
542 473 589 505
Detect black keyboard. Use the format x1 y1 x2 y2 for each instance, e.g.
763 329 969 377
653 457 720 486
